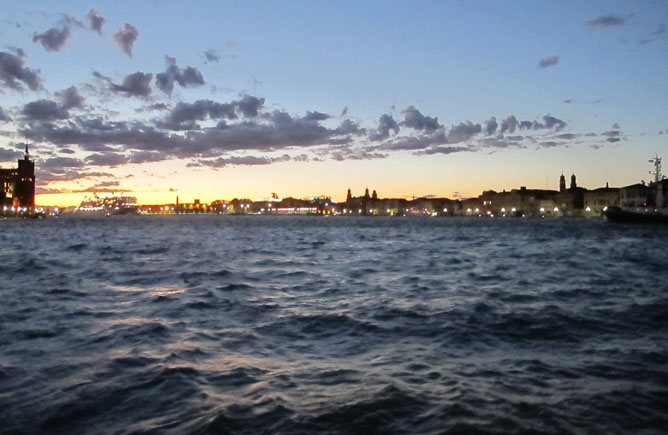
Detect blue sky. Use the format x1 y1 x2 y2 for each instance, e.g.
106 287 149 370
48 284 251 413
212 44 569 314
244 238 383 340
1 0 667 205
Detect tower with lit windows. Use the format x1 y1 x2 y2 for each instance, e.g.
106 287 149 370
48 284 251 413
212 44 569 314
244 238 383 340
0 145 35 209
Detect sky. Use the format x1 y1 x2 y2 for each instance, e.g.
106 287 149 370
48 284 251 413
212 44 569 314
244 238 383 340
1 0 667 206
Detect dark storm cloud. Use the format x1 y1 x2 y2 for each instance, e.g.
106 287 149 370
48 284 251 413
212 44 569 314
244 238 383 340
538 56 559 69
369 114 399 141
0 51 42 92
402 106 441 131
484 117 497 135
304 111 330 121
87 9 105 34
156 56 205 95
203 49 220 63
111 72 153 98
56 86 84 109
587 15 631 27
0 108 10 121
33 27 71 52
555 133 577 140
113 23 139 57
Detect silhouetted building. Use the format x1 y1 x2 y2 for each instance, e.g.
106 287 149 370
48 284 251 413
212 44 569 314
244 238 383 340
559 174 566 193
0 145 35 208
584 185 620 215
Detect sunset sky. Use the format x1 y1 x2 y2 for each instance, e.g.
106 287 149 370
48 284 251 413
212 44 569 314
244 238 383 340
1 0 667 206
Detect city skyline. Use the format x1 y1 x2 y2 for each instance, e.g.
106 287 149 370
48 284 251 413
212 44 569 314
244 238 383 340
1 1 667 206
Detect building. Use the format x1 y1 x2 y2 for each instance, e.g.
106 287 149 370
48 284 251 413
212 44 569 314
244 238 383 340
583 184 620 216
0 145 35 209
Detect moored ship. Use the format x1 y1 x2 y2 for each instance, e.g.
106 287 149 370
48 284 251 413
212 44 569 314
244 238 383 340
604 155 668 224
75 194 140 215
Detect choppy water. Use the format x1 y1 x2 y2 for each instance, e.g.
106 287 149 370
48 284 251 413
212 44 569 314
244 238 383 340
1 215 667 434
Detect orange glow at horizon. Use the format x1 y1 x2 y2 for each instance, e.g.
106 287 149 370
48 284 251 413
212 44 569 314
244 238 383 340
33 146 645 207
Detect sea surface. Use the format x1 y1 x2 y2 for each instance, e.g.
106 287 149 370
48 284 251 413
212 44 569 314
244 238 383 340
1 215 667 434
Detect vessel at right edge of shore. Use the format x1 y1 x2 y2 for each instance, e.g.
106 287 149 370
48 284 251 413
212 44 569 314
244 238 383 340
604 155 668 224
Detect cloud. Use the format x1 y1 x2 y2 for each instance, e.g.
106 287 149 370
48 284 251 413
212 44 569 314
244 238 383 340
163 96 265 128
204 49 219 63
304 111 330 121
538 56 559 69
484 117 497 135
33 27 71 52
602 130 621 143
640 24 666 44
563 99 575 104
87 9 105 35
113 23 139 57
500 115 518 134
0 108 10 122
369 114 399 141
111 72 153 98
0 51 42 91
341 106 348 117
56 86 84 109
40 156 86 170
587 15 630 27
448 121 481 142
237 95 264 117
85 153 129 166
192 154 291 168
22 99 70 121
543 114 566 130
156 55 205 95
422 146 471 155
402 106 441 131
0 147 22 161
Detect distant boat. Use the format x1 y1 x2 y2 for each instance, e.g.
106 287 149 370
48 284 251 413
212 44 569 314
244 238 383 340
75 195 139 216
604 206 668 224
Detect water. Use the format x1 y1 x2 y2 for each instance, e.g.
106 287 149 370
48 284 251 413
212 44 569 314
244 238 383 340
1 216 667 434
